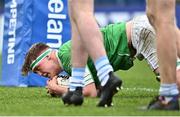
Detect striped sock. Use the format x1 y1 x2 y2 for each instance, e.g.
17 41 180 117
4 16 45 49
159 83 179 101
95 56 113 86
69 67 85 91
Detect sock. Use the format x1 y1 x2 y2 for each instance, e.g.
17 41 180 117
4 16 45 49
159 83 179 101
69 67 85 91
95 56 113 86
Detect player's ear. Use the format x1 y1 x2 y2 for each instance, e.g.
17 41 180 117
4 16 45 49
46 55 51 60
47 50 54 60
46 52 52 60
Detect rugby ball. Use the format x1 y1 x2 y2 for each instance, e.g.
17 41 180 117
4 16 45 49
57 75 69 87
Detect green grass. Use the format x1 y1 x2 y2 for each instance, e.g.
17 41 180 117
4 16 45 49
0 60 179 116
0 53 1 80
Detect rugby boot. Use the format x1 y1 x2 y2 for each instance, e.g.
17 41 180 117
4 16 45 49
62 87 83 106
61 89 73 105
70 87 84 106
147 95 179 110
97 72 122 107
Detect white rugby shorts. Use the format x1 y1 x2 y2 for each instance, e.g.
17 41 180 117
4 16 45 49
131 15 158 70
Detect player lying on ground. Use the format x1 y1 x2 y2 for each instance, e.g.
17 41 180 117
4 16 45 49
21 15 180 97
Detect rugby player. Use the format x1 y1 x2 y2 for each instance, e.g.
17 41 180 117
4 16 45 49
146 0 179 110
22 15 180 106
67 0 121 107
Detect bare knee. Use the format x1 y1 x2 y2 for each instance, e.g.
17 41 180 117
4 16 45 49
146 10 155 27
146 0 175 28
68 0 93 20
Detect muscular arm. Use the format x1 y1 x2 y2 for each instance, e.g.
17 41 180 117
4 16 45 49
47 80 97 97
46 77 68 96
47 79 97 97
47 68 98 97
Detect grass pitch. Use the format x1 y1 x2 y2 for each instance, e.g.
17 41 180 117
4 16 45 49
0 58 180 116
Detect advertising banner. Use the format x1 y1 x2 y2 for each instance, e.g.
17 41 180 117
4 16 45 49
1 0 180 87
1 0 71 86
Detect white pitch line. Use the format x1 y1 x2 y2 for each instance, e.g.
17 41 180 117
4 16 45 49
122 87 158 92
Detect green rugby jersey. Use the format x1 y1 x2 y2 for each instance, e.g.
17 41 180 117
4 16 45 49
58 22 134 85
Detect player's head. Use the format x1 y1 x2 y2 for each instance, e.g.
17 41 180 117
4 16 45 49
21 43 61 79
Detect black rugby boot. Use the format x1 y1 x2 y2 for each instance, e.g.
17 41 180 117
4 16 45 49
147 95 179 110
97 72 122 107
70 87 84 106
61 87 83 106
61 89 73 105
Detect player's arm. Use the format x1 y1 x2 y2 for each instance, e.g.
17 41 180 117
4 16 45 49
136 28 160 79
144 54 161 82
83 67 97 97
141 51 160 80
151 59 180 90
47 76 98 98
46 76 68 97
47 68 98 97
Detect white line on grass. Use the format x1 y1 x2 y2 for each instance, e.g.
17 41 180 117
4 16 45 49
122 87 158 92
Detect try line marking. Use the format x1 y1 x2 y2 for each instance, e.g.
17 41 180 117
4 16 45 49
122 87 158 92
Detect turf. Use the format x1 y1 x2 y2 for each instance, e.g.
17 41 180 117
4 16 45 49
0 53 1 79
0 60 180 116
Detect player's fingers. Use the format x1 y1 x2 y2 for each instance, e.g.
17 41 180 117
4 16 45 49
52 77 58 84
52 75 58 79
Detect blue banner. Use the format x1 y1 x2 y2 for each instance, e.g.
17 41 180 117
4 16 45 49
1 1 180 87
1 0 71 86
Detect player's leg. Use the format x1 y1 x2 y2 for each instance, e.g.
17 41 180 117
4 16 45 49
176 28 180 58
146 0 179 110
69 0 105 61
176 29 180 92
66 0 122 107
176 28 180 90
176 29 180 90
61 1 88 106
176 58 180 91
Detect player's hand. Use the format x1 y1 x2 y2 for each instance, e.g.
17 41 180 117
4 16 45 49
46 76 59 94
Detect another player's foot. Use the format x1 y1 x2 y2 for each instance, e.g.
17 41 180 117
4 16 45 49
97 72 122 107
62 87 84 106
61 89 73 105
70 87 84 106
147 95 179 110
